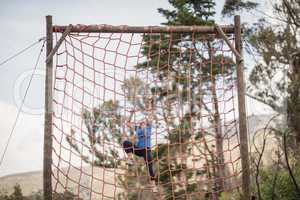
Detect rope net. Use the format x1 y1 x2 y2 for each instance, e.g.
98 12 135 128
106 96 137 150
52 26 242 200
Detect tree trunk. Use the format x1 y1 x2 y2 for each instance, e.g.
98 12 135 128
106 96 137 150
212 76 225 193
288 52 300 152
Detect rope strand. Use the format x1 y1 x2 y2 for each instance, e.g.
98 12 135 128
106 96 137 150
0 37 45 68
0 39 46 167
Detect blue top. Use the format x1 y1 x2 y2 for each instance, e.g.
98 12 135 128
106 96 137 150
135 125 152 148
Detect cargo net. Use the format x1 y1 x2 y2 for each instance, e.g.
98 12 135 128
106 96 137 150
52 26 242 200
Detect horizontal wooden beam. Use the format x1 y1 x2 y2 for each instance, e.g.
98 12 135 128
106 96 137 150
53 24 235 34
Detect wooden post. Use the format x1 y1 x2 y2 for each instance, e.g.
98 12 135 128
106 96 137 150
44 15 53 200
234 15 251 200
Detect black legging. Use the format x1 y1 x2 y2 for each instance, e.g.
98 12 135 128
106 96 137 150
123 140 155 180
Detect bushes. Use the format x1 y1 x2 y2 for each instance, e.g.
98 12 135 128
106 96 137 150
0 185 81 200
258 165 300 200
0 184 24 200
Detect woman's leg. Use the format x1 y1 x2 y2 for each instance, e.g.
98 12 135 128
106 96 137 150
123 140 134 159
134 146 155 180
144 149 157 192
132 147 158 191
144 148 155 180
125 144 155 179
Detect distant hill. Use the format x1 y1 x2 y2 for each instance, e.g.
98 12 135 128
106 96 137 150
0 170 42 196
0 166 125 199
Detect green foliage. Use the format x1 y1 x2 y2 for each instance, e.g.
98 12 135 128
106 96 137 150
257 164 300 200
0 185 81 200
25 190 43 200
245 0 300 148
0 189 11 200
0 184 25 200
66 0 240 199
67 100 123 168
222 0 258 17
53 191 83 200
219 191 240 200
10 185 23 200
135 0 237 198
158 0 216 26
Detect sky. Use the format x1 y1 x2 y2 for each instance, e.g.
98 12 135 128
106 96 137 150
0 0 274 177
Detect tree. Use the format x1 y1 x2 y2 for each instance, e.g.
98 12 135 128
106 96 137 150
65 1 241 199
25 190 83 200
10 185 23 200
67 100 123 168
222 0 300 199
224 0 300 149
222 0 258 17
66 77 157 200
0 185 83 200
0 184 24 200
136 0 236 199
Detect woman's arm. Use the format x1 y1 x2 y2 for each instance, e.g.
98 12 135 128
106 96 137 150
125 110 135 131
145 98 155 127
129 134 136 143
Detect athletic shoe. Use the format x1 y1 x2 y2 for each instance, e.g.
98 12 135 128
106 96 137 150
126 158 134 166
150 180 158 193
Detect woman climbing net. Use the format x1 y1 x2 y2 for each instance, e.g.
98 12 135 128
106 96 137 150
122 101 158 192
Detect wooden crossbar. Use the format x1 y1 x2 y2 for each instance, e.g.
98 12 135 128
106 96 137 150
52 24 235 34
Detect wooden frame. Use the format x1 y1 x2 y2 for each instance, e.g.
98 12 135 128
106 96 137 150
44 15 251 200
